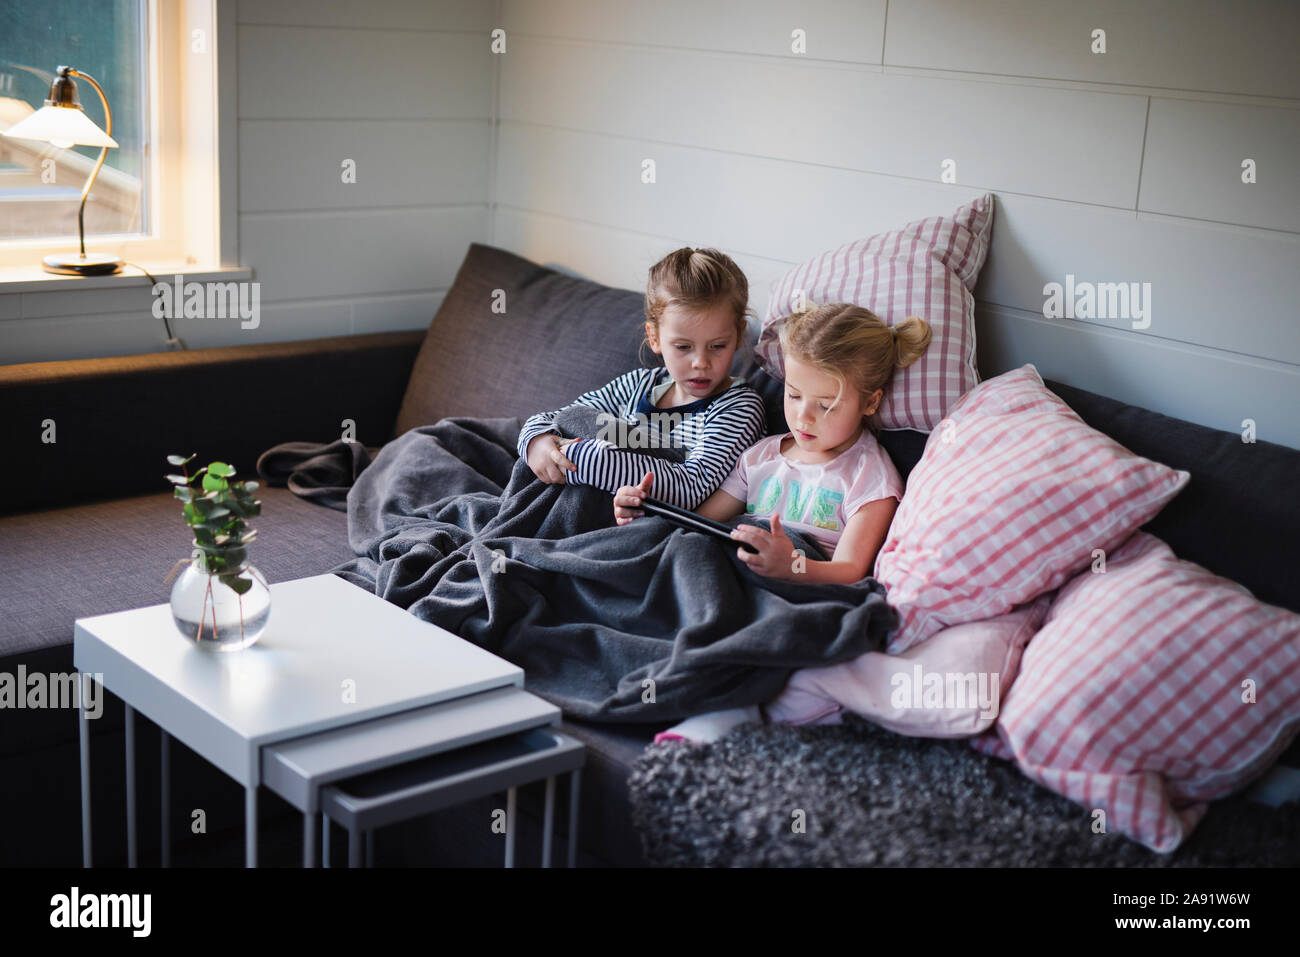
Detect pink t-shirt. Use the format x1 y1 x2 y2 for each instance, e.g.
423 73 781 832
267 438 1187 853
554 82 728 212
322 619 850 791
719 429 904 552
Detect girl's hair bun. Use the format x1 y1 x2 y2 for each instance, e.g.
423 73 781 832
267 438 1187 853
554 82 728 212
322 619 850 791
890 315 931 369
792 298 821 319
776 304 932 432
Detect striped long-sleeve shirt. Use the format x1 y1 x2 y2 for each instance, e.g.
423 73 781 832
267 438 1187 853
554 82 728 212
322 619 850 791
516 367 767 510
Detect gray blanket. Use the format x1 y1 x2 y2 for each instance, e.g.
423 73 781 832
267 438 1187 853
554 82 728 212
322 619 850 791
257 438 378 510
323 413 898 723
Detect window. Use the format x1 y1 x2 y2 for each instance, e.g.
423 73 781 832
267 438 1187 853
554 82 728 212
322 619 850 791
0 0 149 242
0 0 224 272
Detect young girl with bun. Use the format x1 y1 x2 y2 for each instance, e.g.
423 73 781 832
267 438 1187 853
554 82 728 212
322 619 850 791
519 247 766 508
613 301 932 742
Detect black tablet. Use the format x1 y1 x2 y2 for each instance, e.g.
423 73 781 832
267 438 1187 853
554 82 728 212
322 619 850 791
638 496 759 553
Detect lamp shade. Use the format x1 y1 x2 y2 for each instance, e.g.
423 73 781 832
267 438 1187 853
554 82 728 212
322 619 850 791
3 103 118 149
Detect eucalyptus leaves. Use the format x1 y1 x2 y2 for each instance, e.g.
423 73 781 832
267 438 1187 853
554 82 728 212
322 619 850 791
166 453 262 594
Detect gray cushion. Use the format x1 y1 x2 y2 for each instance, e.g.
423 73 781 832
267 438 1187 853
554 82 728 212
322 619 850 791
0 485 352 658
1043 379 1300 615
394 244 651 435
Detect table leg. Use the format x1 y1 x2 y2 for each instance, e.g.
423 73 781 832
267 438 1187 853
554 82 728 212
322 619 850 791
505 787 516 868
124 703 137 868
542 776 556 868
160 731 171 867
322 813 330 868
364 830 374 868
79 681 92 868
567 768 581 868
348 828 361 868
302 811 316 868
245 786 257 868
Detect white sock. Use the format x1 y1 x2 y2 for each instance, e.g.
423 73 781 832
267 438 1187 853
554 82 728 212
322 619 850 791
660 705 762 743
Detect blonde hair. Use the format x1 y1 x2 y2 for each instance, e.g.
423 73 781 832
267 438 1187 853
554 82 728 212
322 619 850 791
777 302 931 432
641 247 753 365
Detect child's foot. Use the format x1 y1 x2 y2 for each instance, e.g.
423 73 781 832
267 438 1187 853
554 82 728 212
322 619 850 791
653 731 694 745
652 705 762 745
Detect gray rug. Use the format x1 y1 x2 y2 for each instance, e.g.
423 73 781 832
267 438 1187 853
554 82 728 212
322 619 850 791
626 713 1300 866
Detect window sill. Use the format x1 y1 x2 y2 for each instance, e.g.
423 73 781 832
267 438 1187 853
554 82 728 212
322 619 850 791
0 263 252 296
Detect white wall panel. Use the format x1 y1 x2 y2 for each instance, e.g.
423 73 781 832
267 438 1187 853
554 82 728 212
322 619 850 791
1 311 171 364
352 291 446 335
238 0 491 32
238 26 492 120
492 206 796 314
239 206 487 302
497 122 1300 363
20 285 155 320
239 119 491 211
1139 98 1300 232
0 300 364 363
500 36 1147 208
982 194 1300 364
502 0 887 63
495 121 991 267
885 0 1300 99
976 303 1300 449
169 300 353 349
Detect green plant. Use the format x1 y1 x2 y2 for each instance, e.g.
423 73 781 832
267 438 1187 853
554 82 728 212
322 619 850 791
165 454 262 594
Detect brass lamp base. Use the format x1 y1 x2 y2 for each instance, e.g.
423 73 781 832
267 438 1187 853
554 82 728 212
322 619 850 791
42 252 124 276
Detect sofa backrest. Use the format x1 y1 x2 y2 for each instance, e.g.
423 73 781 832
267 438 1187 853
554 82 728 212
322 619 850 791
1 331 422 514
1037 378 1298 615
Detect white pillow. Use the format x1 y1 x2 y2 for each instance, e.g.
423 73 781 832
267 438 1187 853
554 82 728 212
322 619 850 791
765 593 1052 738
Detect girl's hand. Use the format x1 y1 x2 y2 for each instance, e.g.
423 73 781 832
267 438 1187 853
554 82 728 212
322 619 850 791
526 433 577 484
613 471 654 525
729 513 799 579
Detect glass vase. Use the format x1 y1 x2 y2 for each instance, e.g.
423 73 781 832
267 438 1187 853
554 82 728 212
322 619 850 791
169 554 271 651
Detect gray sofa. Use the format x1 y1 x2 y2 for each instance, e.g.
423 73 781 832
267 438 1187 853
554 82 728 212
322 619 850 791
3 241 1297 867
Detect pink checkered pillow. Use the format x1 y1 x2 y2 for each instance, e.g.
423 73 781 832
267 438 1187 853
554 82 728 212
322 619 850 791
971 531 1300 853
755 194 993 431
874 364 1190 653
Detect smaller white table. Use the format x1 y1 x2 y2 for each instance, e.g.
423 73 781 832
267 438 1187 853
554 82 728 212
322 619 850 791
262 684 583 867
74 573 526 867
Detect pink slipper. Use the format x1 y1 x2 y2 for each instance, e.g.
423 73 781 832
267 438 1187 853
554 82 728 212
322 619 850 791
653 731 693 744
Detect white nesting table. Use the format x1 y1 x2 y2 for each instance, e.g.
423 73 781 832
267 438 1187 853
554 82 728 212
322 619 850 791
74 573 533 867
